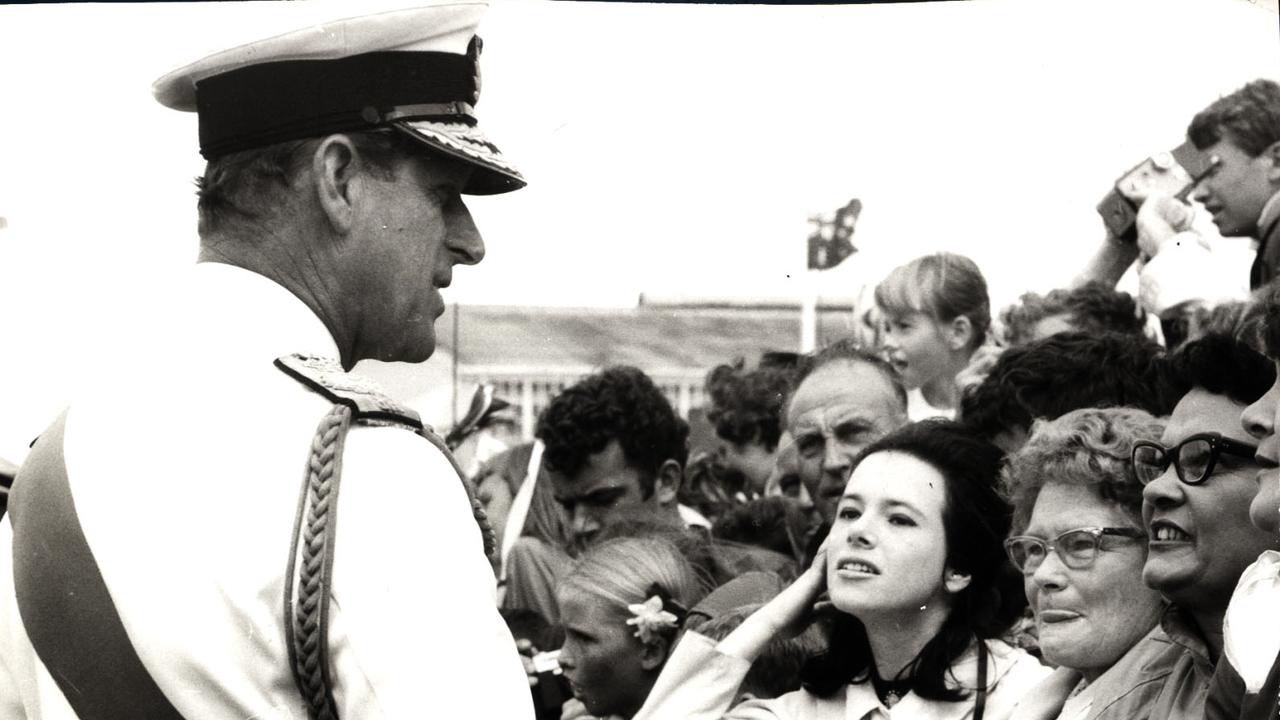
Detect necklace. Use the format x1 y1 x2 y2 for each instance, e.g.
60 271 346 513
871 672 913 708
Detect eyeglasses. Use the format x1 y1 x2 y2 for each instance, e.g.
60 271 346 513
1131 433 1258 486
1004 527 1146 574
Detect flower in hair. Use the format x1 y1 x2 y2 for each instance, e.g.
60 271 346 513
625 595 680 644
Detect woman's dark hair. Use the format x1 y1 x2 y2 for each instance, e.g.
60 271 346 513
800 420 1025 702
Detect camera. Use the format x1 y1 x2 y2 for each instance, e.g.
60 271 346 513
1096 141 1213 241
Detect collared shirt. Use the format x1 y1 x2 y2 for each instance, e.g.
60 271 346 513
1142 604 1218 720
1056 622 1180 720
0 262 532 719
634 631 1050 720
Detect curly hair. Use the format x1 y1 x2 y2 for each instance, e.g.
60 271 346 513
960 332 1179 443
801 420 1025 702
1001 282 1147 347
874 252 991 348
1165 331 1275 406
1188 79 1280 157
536 366 689 497
1003 408 1165 535
705 359 796 451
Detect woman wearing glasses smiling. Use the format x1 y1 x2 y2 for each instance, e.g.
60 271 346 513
1002 408 1169 720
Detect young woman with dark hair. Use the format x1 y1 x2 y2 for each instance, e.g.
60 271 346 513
634 420 1050 720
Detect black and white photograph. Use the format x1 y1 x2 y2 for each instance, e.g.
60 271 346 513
1 0 1279 718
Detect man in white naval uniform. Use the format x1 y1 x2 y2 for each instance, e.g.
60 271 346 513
0 3 534 718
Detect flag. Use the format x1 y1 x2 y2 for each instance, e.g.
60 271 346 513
807 198 861 270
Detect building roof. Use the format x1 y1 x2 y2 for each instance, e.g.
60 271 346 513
438 303 863 375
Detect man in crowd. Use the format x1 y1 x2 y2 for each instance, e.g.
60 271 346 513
0 5 532 718
504 365 795 623
541 365 694 551
1081 79 1280 311
1138 333 1280 718
704 358 797 498
999 282 1148 347
1188 79 1280 288
960 331 1180 453
784 339 908 525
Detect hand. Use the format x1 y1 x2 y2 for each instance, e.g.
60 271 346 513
714 530 833 661
559 697 596 720
773 530 834 639
516 638 539 688
1136 194 1194 258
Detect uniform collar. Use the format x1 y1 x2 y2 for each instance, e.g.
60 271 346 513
191 261 341 362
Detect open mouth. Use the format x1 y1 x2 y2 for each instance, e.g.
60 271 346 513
835 558 881 575
1149 520 1192 543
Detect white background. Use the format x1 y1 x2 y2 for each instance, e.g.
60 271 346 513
1 0 1278 461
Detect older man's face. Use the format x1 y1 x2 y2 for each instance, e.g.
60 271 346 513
348 150 484 363
786 360 907 524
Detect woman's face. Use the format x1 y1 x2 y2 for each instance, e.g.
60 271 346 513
557 589 652 719
1021 482 1163 681
826 450 959 619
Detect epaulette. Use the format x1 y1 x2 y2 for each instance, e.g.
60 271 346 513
274 353 423 430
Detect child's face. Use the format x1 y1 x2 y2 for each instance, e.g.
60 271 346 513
881 310 952 390
557 590 652 718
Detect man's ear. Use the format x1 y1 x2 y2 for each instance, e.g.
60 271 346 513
654 459 682 505
313 134 361 235
946 315 975 352
944 568 972 594
1265 141 1280 186
639 633 672 672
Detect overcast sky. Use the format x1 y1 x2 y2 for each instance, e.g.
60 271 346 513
1 0 1278 461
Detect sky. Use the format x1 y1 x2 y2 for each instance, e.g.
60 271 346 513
1 0 1278 462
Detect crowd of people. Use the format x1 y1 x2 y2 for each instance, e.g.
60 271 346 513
0 4 1278 720
477 76 1280 720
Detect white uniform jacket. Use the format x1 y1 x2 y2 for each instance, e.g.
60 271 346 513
0 262 533 719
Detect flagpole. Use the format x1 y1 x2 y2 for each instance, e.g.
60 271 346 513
800 272 817 353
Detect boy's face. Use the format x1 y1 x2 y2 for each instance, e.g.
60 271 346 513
1243 361 1280 534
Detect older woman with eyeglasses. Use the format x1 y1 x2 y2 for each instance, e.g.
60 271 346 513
1002 407 1170 720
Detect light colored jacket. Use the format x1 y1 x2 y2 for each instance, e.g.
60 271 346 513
634 631 1051 720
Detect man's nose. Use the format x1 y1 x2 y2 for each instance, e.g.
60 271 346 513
1191 182 1212 205
822 443 851 477
449 200 485 266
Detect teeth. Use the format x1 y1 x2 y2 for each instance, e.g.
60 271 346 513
1154 526 1189 542
839 560 878 574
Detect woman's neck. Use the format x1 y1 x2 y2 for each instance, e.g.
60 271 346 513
863 602 952 682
